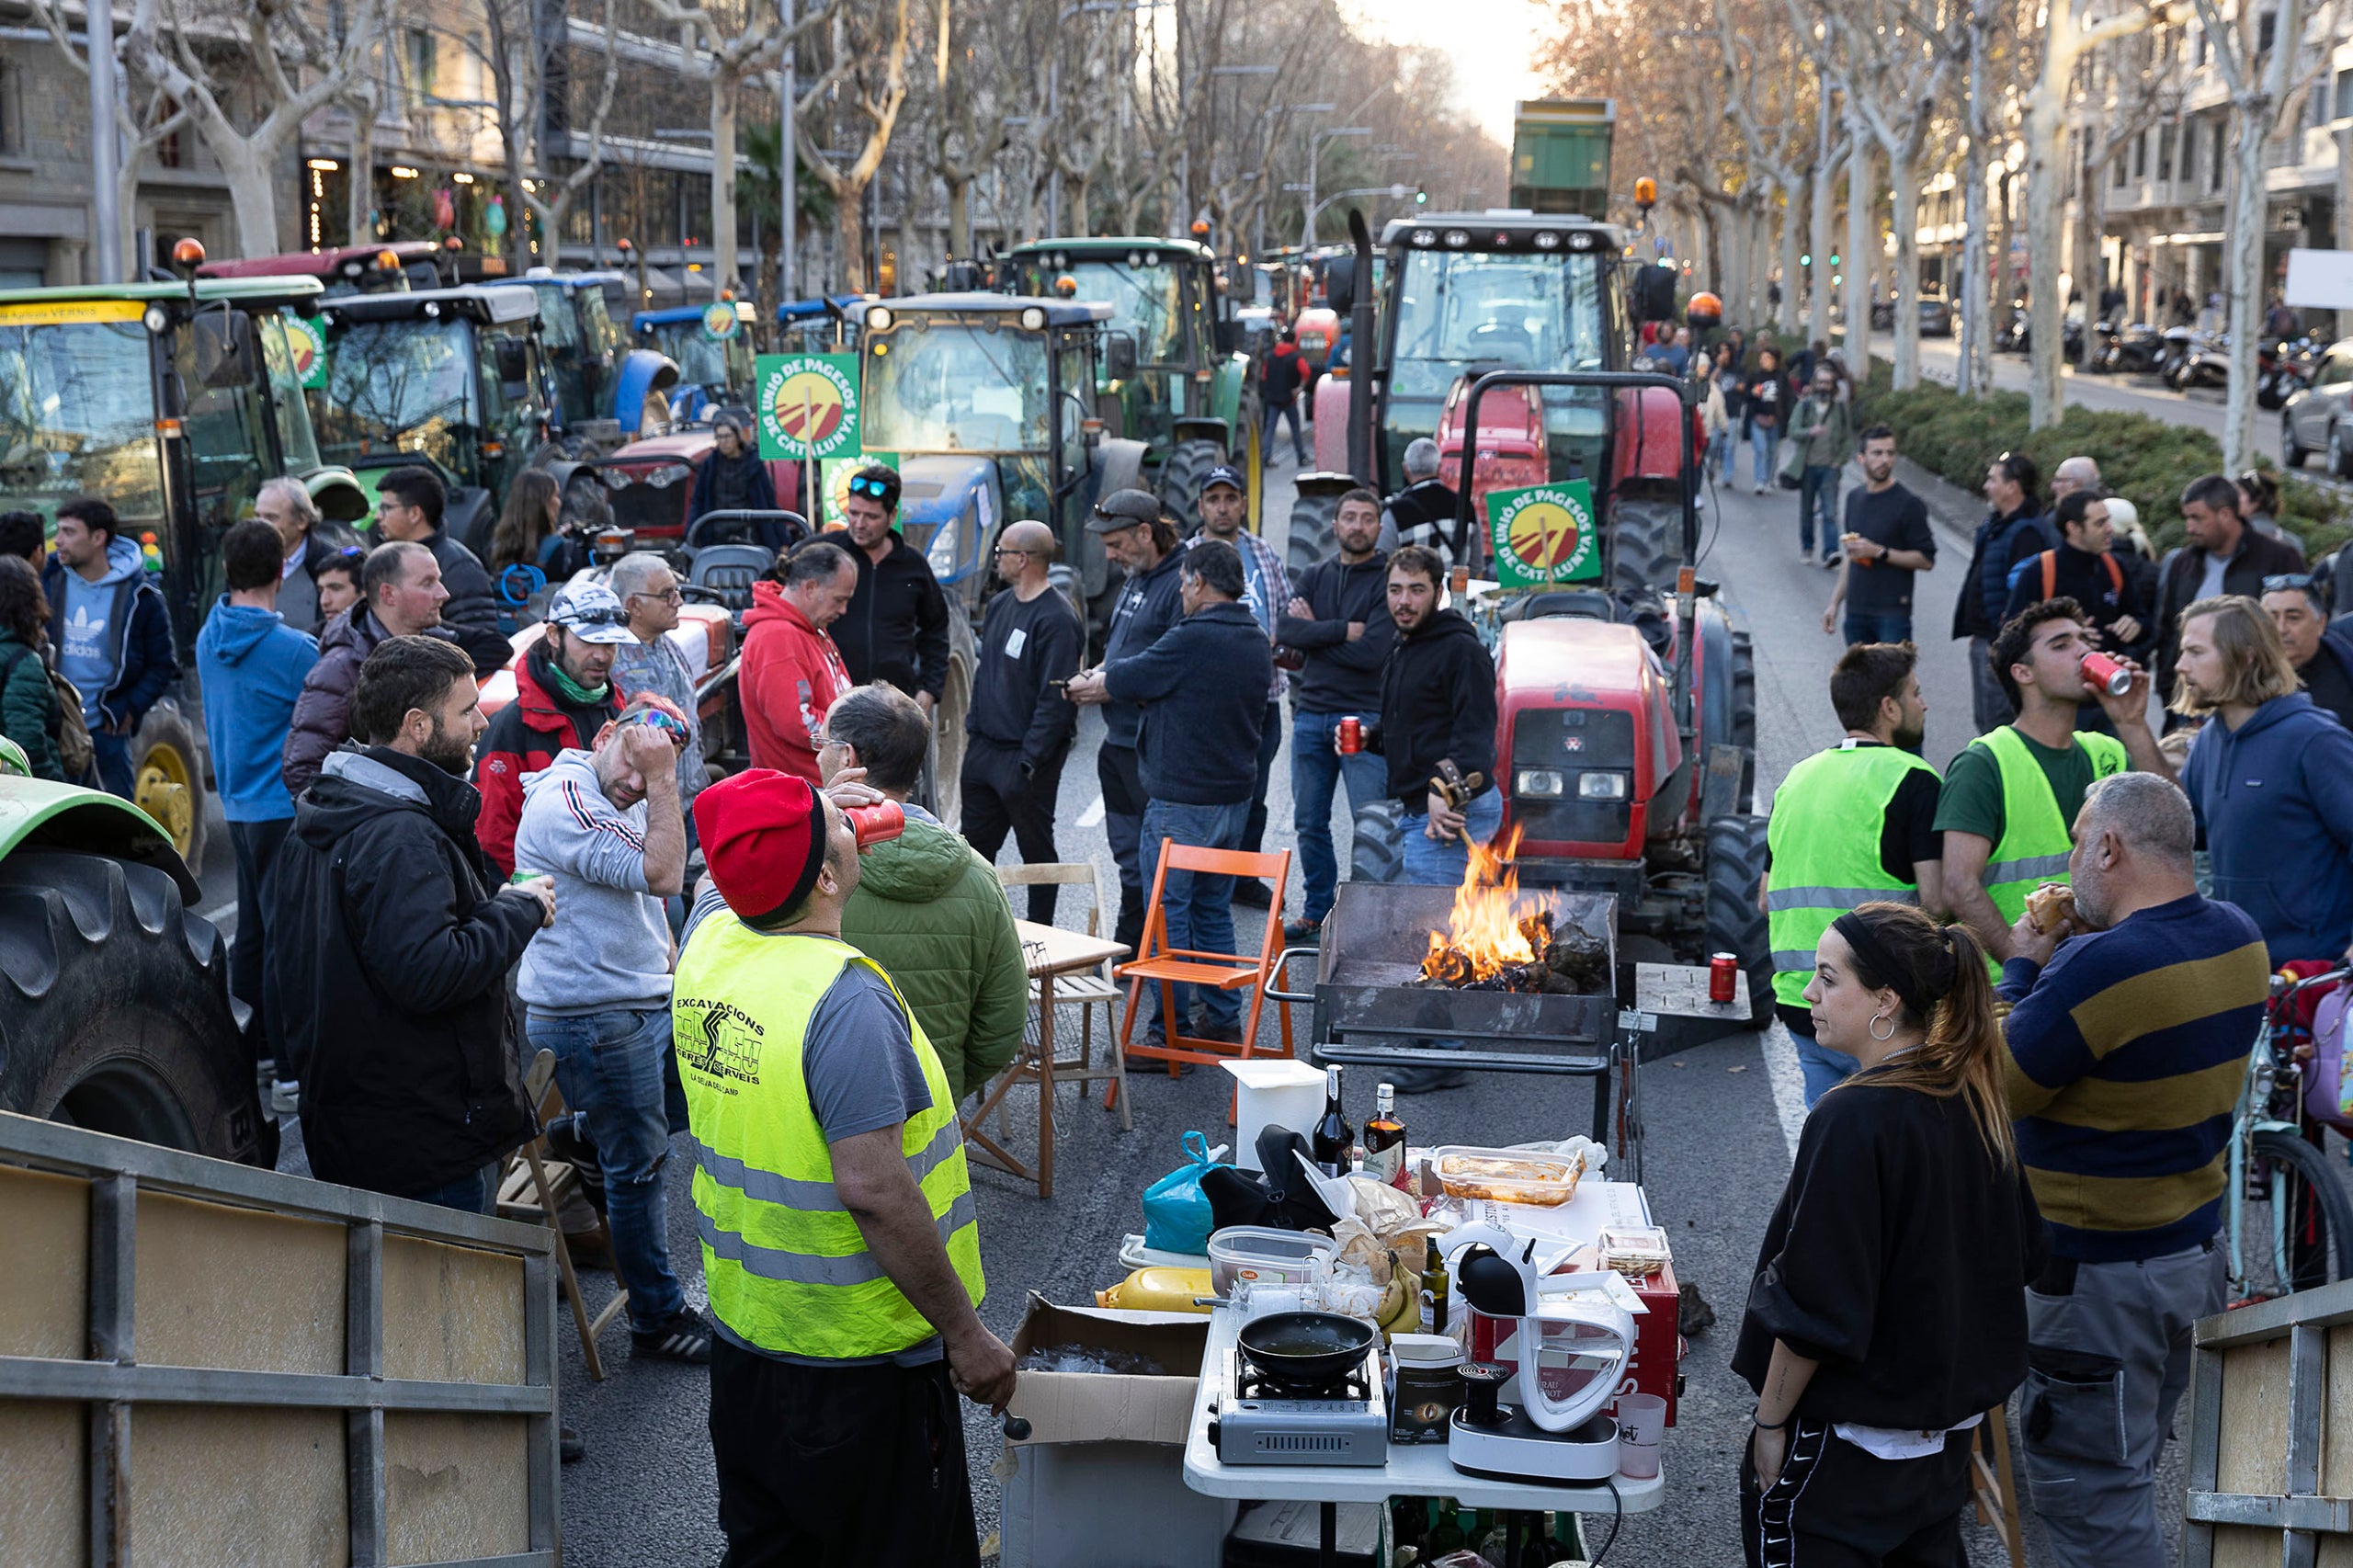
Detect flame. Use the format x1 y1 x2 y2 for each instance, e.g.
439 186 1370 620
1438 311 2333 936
1420 824 1548 983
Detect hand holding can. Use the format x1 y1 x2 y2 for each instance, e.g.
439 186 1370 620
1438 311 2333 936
1337 716 1363 755
2080 650 2132 697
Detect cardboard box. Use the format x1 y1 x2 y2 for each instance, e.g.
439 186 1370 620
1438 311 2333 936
999 1295 1232 1568
1006 1293 1210 1446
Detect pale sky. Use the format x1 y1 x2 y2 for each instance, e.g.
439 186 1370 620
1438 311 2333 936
1340 0 1547 147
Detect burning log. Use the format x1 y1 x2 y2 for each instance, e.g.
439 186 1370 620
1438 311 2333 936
1414 825 1610 995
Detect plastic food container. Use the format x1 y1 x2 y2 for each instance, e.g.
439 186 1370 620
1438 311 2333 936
1206 1226 1336 1296
1598 1225 1672 1277
1430 1145 1585 1207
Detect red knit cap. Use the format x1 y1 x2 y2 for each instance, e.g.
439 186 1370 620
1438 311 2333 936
692 768 830 921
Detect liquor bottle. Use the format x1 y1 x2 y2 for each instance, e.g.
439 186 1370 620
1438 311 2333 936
1311 1065 1351 1176
1362 1083 1407 1188
1419 1243 1450 1335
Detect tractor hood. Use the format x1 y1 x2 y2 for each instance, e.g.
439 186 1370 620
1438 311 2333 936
894 454 1002 589
0 778 199 900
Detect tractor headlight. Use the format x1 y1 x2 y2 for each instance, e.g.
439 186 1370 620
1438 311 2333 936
1516 768 1564 798
141 304 171 335
1577 772 1629 801
927 518 960 574
643 462 692 488
866 306 893 332
1019 306 1048 331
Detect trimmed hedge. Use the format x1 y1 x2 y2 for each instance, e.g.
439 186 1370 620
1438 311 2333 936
1855 365 2352 560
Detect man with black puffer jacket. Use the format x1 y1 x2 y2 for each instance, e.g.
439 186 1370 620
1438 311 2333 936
1278 486 1394 943
268 635 551 1211
1367 544 1500 886
833 463 951 710
374 465 512 676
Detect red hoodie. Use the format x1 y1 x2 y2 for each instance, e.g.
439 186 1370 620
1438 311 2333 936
740 580 852 784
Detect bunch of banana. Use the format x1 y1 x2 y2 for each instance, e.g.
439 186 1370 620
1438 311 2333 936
1376 1248 1419 1336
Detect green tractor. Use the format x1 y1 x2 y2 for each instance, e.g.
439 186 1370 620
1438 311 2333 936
1001 237 1256 535
0 776 257 1163
0 267 370 869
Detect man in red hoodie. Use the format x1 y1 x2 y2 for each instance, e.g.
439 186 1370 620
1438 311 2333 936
740 539 857 784
473 581 631 875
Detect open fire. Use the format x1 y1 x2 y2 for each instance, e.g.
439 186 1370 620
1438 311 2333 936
1418 827 1608 994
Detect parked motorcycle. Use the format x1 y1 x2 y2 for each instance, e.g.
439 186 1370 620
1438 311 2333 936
2111 322 2166 375
2086 321 2124 373
2170 331 2229 391
2256 336 2319 410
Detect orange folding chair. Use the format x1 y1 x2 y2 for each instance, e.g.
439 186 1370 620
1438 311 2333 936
1110 839 1295 1114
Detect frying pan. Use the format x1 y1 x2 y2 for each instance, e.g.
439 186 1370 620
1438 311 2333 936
1235 1311 1378 1384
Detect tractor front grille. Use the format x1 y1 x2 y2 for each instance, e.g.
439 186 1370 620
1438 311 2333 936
1510 707 1635 844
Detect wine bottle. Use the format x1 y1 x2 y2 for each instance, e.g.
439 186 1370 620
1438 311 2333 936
1362 1082 1406 1188
1311 1065 1351 1176
1419 1244 1450 1335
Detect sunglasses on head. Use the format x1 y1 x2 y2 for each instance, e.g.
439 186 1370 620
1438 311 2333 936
2264 574 2317 594
847 475 893 499
630 708 691 746
560 606 628 628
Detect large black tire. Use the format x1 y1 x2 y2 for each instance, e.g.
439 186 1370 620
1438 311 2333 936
2241 1129 2353 1299
0 847 258 1162
1609 495 1685 598
923 613 979 827
1159 437 1227 540
1730 629 1757 815
1702 814 1772 1028
131 703 207 871
1286 487 1344 579
1349 799 1405 886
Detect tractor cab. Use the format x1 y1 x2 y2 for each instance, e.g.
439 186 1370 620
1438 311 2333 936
310 284 553 555
0 264 369 862
1001 237 1255 532
634 299 759 422
850 293 1141 621
778 294 862 356
198 240 450 299
505 269 678 452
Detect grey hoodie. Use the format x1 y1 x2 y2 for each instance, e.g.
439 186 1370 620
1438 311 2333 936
513 748 673 1014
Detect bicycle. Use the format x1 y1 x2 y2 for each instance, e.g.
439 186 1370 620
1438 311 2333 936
2223 966 2353 1302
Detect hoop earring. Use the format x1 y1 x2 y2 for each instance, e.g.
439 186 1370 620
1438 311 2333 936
1869 1013 1896 1041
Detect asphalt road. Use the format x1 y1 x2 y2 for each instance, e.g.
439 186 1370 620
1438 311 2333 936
205 449 2144 1564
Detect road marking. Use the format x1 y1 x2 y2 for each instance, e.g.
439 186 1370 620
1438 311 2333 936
1077 793 1105 828
1758 1018 1806 1162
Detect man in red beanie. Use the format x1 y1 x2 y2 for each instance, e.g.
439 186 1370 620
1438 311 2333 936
739 540 857 783
673 767 1013 1563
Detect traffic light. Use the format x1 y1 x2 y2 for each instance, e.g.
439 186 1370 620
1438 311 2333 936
1829 253 1840 267
1801 254 1812 267
1415 188 1427 206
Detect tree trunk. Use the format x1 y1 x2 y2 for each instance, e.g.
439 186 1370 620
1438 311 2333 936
2222 0 2302 474
348 93 376 244
1958 5 1993 394
217 140 284 258
948 176 971 256
837 176 870 291
1777 180 1802 335
2336 123 2353 340
1890 148 1923 388
1845 136 1873 377
711 74 740 292
1810 137 1837 348
2024 0 2078 429
2075 120 2106 314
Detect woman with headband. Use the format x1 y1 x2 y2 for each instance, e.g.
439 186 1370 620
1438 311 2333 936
1733 902 2044 1568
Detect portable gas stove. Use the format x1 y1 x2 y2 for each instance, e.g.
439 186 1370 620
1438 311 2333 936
1207 1346 1389 1467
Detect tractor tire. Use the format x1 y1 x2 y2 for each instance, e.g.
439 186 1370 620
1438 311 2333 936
1287 487 1344 579
1730 629 1757 814
131 704 208 871
1349 799 1406 886
1159 437 1228 540
921 613 979 826
1702 814 1773 1029
0 847 259 1163
1609 496 1684 598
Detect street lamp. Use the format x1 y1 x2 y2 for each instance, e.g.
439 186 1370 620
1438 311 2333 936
1046 0 1161 234
1303 127 1370 251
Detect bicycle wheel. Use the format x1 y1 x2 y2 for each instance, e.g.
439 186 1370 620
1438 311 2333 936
2240 1129 2353 1299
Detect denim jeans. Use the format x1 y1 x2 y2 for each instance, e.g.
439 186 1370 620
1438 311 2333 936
1401 788 1506 888
1240 701 1284 862
1748 424 1781 489
1842 611 1915 647
1140 798 1249 1030
1262 399 1306 462
90 729 134 800
526 1006 689 1332
1290 710 1391 924
1793 1034 1859 1108
1706 429 1732 483
410 1161 500 1216
1798 464 1841 557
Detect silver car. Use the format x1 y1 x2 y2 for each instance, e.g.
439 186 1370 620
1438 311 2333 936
2282 338 2353 476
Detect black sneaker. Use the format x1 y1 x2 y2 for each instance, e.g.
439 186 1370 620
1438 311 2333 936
1195 1019 1245 1045
632 1308 713 1365
1281 916 1324 945
1231 879 1275 909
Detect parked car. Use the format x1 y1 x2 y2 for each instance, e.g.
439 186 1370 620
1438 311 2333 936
1918 297 1953 337
2281 338 2353 475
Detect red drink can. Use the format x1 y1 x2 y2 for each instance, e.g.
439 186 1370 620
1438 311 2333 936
1709 952 1738 1005
1337 716 1363 755
2080 650 2132 697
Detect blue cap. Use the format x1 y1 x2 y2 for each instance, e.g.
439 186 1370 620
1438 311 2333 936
1201 465 1246 494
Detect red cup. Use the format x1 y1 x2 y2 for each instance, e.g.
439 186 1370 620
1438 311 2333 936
843 801 904 851
1337 716 1363 755
2080 650 2132 697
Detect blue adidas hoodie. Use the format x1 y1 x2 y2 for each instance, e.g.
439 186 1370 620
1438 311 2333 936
195 597 319 822
2181 689 2353 963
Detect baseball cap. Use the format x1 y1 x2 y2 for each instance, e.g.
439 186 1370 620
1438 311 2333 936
545 582 639 644
1201 465 1245 494
1086 488 1165 533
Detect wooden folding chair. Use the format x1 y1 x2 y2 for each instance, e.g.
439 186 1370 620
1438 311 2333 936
1969 1403 2027 1568
497 1049 629 1381
1110 840 1294 1115
996 861 1127 1114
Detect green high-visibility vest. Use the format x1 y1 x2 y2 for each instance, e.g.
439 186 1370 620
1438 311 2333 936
1968 723 2129 968
1765 742 1941 1009
674 918 983 1360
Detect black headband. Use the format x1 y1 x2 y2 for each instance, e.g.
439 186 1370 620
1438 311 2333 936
751 795 835 927
1830 911 1958 1018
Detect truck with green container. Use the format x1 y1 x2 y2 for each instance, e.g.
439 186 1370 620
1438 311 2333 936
1510 98 1617 218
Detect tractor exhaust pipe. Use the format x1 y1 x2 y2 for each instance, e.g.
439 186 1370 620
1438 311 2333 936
1347 209 1376 486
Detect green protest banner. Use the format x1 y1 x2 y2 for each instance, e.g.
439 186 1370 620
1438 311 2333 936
286 316 329 390
1483 480 1600 587
754 352 861 460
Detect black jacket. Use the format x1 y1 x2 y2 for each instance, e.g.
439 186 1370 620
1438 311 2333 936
2002 543 2150 662
1279 553 1395 713
1260 343 1305 405
1951 506 2055 641
835 533 951 700
267 745 540 1199
1104 601 1273 805
968 585 1084 767
2156 526 2308 697
422 525 513 676
1373 608 1497 807
687 448 779 523
1100 548 1188 750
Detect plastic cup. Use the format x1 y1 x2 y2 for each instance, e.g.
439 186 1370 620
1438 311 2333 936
1617 1392 1666 1479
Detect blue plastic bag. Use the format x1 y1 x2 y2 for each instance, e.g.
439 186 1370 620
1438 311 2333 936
1141 1131 1219 1256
